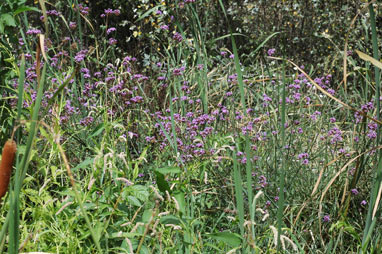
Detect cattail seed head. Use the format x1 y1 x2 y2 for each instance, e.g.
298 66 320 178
0 139 17 199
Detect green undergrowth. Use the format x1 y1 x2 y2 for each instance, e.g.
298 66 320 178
0 1 382 253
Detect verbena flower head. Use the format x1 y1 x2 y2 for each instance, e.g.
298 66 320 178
107 27 116 35
267 48 276 56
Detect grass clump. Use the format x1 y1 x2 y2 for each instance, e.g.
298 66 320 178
0 0 382 253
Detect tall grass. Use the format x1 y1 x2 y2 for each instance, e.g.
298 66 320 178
1 0 382 253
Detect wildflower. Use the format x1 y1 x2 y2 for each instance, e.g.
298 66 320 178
26 28 41 35
106 27 116 35
80 116 94 126
310 111 321 121
267 48 276 56
173 32 183 42
323 215 330 223
173 66 185 76
327 88 335 95
108 38 117 45
160 25 169 30
361 200 367 205
69 21 77 30
351 188 359 195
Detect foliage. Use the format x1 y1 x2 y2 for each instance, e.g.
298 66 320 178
0 0 382 253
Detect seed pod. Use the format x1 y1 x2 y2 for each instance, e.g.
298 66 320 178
0 140 17 199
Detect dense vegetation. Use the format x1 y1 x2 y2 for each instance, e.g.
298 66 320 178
1 0 382 253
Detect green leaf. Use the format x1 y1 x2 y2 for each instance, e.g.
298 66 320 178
136 6 159 22
173 191 186 215
142 209 153 223
1 14 16 27
155 171 170 193
206 232 242 248
127 196 141 206
251 32 280 56
159 215 181 225
72 157 94 171
89 123 104 138
155 166 181 175
207 33 246 45
14 6 40 16
131 185 149 202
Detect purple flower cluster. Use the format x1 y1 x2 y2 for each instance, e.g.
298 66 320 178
327 127 343 144
101 8 120 18
74 4 90 15
173 32 183 42
74 49 88 62
26 29 41 35
297 153 309 165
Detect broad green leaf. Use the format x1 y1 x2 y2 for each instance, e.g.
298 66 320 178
155 166 181 175
142 209 153 223
174 191 186 215
155 171 170 193
131 185 149 202
206 232 242 248
1 14 16 27
127 195 141 206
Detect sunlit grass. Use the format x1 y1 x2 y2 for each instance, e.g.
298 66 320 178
0 1 381 253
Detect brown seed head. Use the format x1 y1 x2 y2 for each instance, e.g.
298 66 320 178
0 140 17 199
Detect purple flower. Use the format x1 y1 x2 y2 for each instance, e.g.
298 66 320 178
74 49 88 62
80 116 94 126
173 32 183 42
160 25 169 30
108 38 117 45
69 21 77 30
323 215 330 223
26 28 41 35
351 188 359 195
361 200 367 205
298 153 309 159
173 66 185 76
107 27 116 35
267 48 276 56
